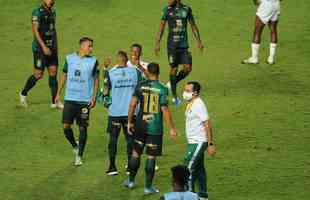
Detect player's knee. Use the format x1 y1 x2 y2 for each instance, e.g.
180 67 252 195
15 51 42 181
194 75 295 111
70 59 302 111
63 123 71 129
34 71 43 80
79 126 87 133
132 150 140 158
170 68 178 75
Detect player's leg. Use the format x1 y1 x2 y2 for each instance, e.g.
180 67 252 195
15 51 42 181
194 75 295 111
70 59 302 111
122 118 134 172
107 118 122 175
196 150 208 199
75 105 90 166
62 102 78 156
47 53 63 108
124 150 141 188
267 20 278 64
20 52 45 107
176 50 192 83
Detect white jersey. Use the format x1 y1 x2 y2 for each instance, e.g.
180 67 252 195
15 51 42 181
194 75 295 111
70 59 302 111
256 0 281 24
163 191 199 200
185 97 209 144
127 60 149 78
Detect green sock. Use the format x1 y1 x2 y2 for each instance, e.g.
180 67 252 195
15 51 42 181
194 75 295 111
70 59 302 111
144 158 156 188
176 70 189 83
170 74 177 98
129 156 140 182
48 75 58 103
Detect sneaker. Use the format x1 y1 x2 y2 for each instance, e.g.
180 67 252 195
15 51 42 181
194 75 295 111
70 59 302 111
172 97 182 106
51 101 64 109
19 92 28 107
241 57 258 64
74 156 83 166
267 56 275 65
144 186 159 195
106 166 118 176
123 179 136 189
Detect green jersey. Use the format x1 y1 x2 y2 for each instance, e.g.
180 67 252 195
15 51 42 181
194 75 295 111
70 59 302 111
161 3 195 49
133 80 169 135
31 5 57 52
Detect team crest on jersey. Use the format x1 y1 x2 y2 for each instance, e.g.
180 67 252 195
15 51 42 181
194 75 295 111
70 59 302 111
74 69 81 77
81 108 89 114
37 59 42 67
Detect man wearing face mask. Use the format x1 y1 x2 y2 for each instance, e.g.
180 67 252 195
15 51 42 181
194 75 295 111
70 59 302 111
182 81 216 200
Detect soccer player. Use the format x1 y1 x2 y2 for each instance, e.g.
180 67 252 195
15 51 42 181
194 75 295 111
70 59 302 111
155 0 204 105
105 51 143 175
160 165 199 200
19 0 63 108
123 63 177 195
182 81 216 200
242 0 282 65
55 37 99 166
127 43 150 78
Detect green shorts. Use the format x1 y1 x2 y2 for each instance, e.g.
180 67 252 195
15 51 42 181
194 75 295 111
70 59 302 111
33 50 58 70
133 133 163 156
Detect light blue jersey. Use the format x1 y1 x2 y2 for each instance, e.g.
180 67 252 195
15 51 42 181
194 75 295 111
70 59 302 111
107 66 142 117
64 52 99 103
162 191 199 200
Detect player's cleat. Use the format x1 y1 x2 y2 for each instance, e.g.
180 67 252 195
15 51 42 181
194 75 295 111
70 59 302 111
106 166 118 176
51 101 64 109
144 186 159 195
166 81 171 91
73 147 79 156
19 92 28 107
241 57 259 64
123 179 136 189
267 57 275 65
74 156 83 166
172 97 182 106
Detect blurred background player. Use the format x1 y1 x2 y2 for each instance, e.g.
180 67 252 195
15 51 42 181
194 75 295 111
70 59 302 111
182 81 216 200
20 0 63 108
55 37 99 166
124 63 177 195
160 165 200 200
242 0 281 65
127 43 150 78
155 0 204 105
104 51 143 175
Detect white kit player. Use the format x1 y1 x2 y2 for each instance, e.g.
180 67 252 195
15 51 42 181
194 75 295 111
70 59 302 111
243 0 282 65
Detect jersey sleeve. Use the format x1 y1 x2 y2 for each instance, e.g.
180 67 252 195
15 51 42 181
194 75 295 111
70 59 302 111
196 100 210 122
63 59 68 73
161 7 169 21
92 60 100 78
133 83 142 99
159 87 169 107
31 8 40 25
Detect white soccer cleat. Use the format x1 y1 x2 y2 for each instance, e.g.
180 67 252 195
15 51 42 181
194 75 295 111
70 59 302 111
267 56 275 65
19 92 28 107
51 101 64 109
242 57 259 64
73 147 79 156
74 156 83 166
172 97 182 106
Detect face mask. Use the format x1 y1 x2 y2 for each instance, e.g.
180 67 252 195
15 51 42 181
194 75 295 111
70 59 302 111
183 91 194 101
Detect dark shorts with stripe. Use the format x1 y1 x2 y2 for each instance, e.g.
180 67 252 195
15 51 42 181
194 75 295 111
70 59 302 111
62 101 90 127
167 48 192 68
133 133 163 156
33 50 58 70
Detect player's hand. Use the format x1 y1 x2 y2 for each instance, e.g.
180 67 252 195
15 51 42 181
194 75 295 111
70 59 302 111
54 94 60 104
207 145 216 156
42 46 52 56
155 43 160 56
89 97 96 109
169 128 177 140
197 41 204 52
103 57 112 69
127 122 135 135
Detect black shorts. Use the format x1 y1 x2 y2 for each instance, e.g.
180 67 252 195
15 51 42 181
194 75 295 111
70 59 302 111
167 48 192 68
106 116 128 135
62 101 90 127
133 133 163 156
33 50 59 70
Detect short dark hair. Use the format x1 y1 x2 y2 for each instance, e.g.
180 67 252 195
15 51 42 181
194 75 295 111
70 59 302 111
187 81 201 94
147 62 160 76
131 43 142 52
117 50 129 62
79 37 93 45
171 165 190 188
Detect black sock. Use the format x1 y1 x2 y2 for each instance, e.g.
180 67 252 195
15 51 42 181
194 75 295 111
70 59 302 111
170 74 178 98
176 70 190 83
129 156 140 182
78 126 88 157
108 134 118 167
145 158 156 188
49 75 58 103
21 75 38 96
64 128 77 148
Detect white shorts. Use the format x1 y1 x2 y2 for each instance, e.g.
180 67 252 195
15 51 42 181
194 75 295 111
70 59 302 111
256 0 281 24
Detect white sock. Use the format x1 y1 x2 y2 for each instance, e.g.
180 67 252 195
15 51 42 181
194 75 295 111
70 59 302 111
269 43 277 60
251 43 260 60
